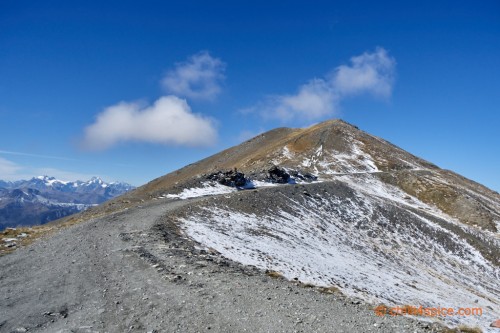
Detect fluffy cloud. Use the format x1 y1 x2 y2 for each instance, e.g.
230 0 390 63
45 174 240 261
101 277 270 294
273 79 337 121
162 51 225 100
81 96 217 151
332 47 396 98
258 47 396 122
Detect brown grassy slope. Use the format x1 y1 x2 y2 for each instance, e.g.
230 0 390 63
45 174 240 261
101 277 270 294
56 119 500 232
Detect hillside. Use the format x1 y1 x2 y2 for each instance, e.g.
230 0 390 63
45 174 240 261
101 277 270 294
0 119 498 333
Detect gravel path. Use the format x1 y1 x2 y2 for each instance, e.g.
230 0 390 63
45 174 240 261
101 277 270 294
0 197 445 333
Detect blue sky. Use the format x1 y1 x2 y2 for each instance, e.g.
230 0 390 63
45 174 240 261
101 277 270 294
1 1 499 191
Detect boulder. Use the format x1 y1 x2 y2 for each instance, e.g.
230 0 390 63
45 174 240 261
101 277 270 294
290 171 318 182
206 169 248 187
267 166 290 184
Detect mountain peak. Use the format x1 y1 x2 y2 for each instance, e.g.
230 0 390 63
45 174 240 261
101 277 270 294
35 175 56 181
88 176 104 183
133 118 498 233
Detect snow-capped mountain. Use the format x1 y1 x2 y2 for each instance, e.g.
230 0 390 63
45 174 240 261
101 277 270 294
0 176 135 230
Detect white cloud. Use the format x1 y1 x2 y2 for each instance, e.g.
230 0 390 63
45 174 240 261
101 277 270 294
254 47 396 122
272 79 338 121
0 157 24 180
0 149 78 161
81 95 217 151
162 51 225 100
332 47 396 98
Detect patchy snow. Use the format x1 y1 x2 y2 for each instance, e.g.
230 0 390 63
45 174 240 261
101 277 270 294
321 143 378 174
271 146 295 165
166 182 237 199
315 145 323 157
282 146 294 159
181 185 500 332
165 179 308 200
337 174 425 209
248 180 279 188
300 142 381 178
3 238 17 243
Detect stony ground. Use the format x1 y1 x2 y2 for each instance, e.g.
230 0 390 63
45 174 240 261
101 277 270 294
0 194 452 333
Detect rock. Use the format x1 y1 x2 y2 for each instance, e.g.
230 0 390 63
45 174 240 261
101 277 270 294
267 166 290 183
290 171 318 182
206 169 248 187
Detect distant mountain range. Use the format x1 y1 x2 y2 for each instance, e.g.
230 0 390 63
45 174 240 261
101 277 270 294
0 176 135 230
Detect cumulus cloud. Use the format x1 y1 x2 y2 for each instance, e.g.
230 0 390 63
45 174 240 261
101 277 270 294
162 51 225 100
256 47 396 122
81 96 217 151
332 47 396 98
273 79 337 121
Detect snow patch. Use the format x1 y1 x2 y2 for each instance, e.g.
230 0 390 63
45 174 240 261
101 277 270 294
166 182 237 199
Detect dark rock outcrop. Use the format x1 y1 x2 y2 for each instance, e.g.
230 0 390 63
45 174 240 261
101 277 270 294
290 171 318 182
207 170 248 187
267 166 290 184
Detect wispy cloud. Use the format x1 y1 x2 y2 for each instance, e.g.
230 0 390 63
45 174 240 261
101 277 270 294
162 51 226 101
249 47 396 122
0 157 24 179
0 157 97 182
0 150 79 161
81 96 218 151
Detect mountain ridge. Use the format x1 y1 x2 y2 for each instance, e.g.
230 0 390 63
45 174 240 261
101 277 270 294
0 176 135 230
108 119 498 233
3 119 498 332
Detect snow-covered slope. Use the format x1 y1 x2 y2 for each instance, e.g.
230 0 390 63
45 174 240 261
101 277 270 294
129 119 500 332
180 177 499 332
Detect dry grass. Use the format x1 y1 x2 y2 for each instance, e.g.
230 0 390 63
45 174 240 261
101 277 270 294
0 203 129 256
265 270 284 279
318 286 341 294
0 226 53 256
441 325 482 333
